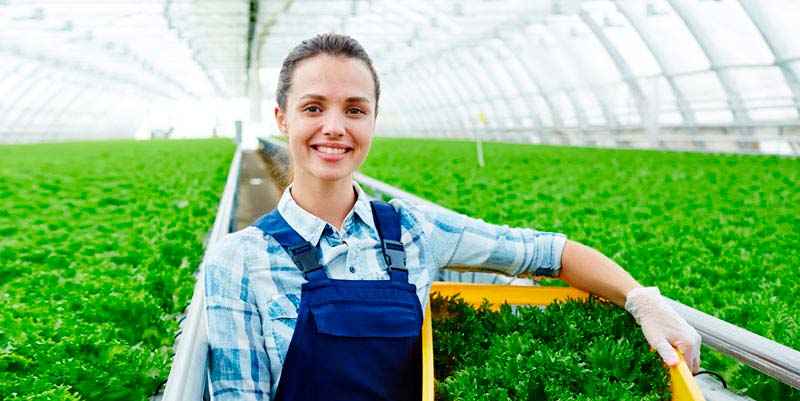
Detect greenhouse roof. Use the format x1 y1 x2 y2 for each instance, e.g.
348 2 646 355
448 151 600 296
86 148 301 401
1 0 798 154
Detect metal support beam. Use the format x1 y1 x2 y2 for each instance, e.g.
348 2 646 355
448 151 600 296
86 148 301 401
482 40 545 142
516 36 590 143
404 66 443 135
429 58 485 138
555 15 625 147
416 62 469 135
615 2 701 150
501 37 563 144
450 50 503 138
460 47 518 139
736 0 800 116
666 0 752 146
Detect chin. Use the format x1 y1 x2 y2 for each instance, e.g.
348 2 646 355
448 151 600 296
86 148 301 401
314 170 352 182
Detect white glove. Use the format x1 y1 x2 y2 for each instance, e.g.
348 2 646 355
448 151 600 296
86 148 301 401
624 287 702 373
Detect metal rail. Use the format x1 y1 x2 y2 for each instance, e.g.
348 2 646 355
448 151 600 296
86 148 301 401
668 300 800 389
161 146 243 401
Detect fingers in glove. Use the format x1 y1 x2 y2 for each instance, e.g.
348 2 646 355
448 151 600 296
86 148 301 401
676 333 702 374
655 342 680 366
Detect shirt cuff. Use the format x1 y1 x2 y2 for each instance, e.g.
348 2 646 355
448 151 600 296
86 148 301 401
528 232 567 278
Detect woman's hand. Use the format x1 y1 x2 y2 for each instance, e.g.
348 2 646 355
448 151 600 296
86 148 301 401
625 286 702 373
558 241 702 372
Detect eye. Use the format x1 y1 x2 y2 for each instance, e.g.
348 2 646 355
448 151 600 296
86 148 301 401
303 105 321 113
346 107 366 115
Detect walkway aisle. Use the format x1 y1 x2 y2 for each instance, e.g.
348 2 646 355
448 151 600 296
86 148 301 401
235 150 281 230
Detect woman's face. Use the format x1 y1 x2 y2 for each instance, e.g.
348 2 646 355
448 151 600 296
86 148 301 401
275 54 377 185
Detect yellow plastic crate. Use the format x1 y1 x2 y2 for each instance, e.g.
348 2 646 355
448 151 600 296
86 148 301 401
422 282 705 401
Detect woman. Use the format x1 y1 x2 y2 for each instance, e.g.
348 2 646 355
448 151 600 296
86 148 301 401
204 33 701 400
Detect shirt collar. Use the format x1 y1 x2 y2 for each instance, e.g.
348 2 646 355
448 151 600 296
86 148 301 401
351 182 376 228
276 182 376 246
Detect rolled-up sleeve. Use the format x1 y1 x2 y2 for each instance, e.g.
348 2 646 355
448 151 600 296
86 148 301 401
204 233 272 400
402 200 567 278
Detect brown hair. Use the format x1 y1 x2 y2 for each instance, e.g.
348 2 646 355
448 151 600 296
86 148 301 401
276 33 380 113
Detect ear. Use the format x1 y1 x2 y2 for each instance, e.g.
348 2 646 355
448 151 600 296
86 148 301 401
275 106 289 138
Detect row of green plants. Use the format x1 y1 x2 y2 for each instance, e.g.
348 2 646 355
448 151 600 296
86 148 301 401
361 137 800 400
0 139 234 400
430 293 670 401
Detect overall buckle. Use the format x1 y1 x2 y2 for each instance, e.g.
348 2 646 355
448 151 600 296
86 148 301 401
288 242 322 274
382 239 407 271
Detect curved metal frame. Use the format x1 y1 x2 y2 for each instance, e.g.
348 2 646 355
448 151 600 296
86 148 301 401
517 31 591 140
666 0 752 138
736 0 800 116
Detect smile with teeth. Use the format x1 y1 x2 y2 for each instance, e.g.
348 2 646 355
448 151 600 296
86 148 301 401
314 145 349 155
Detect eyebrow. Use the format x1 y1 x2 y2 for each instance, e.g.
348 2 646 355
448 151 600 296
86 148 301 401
298 94 371 104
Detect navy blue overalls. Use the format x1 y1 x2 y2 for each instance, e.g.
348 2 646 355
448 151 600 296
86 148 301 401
251 201 423 401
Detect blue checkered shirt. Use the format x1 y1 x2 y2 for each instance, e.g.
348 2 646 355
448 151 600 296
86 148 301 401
204 183 566 399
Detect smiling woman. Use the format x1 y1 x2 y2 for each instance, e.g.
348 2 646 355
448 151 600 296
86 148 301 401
202 33 700 401
275 54 377 219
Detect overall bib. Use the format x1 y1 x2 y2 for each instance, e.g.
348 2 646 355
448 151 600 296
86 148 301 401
252 201 423 401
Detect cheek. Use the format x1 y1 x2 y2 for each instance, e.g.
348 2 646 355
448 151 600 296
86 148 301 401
353 119 375 143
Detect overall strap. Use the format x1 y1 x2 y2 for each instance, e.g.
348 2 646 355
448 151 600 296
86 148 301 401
252 210 324 278
369 200 408 281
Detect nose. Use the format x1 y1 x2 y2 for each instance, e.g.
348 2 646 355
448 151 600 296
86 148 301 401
322 110 345 138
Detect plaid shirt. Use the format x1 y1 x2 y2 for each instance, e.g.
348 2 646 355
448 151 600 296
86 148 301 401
204 183 566 400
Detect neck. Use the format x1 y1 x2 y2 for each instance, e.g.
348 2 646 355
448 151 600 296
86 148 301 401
290 173 356 232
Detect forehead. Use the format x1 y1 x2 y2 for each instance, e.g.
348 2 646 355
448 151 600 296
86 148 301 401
288 55 375 102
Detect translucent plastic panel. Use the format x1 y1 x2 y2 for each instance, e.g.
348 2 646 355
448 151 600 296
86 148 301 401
674 0 774 66
482 49 522 99
530 94 555 128
582 5 661 77
430 75 468 123
605 83 639 126
749 1 800 59
516 46 560 96
675 73 734 124
0 61 36 110
509 98 533 128
543 17 620 86
616 0 708 74
729 67 794 117
572 87 606 126
637 76 681 125
452 64 488 120
551 92 578 127
494 44 539 96
464 53 500 98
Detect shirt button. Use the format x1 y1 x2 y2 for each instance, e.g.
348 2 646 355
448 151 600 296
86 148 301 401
349 266 356 273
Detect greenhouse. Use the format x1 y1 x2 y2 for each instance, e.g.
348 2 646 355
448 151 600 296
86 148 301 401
0 1 798 401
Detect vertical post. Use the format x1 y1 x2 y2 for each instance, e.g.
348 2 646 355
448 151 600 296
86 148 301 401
477 112 486 168
235 120 243 146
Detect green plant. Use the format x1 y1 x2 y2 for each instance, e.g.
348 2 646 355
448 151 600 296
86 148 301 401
431 293 671 401
362 137 800 400
0 139 234 400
